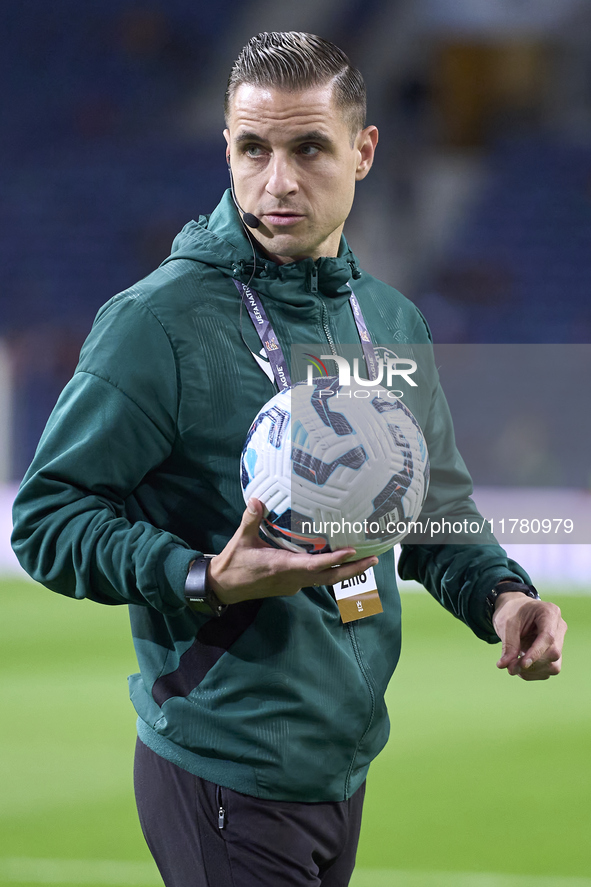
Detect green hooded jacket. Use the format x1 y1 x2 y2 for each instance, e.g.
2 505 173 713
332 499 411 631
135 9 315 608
11 192 529 801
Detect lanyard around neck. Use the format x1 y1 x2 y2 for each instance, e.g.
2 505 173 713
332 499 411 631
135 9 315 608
233 278 379 390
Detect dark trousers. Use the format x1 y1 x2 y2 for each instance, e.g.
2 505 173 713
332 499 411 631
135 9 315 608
134 739 365 887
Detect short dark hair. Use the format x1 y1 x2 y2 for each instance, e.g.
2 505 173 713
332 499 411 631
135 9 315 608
225 32 366 138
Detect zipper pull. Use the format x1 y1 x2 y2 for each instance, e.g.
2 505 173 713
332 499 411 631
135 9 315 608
217 786 226 829
310 264 319 293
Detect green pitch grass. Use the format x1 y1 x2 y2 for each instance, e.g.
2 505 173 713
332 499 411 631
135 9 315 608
1 579 589 886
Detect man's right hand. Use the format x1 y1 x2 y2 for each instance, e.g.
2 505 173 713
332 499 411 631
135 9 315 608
207 498 379 606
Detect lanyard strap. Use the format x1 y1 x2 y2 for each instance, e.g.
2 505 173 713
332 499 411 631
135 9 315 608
234 279 292 389
346 284 380 382
233 278 378 389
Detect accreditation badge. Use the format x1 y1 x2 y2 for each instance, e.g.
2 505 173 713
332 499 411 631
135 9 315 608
331 567 382 623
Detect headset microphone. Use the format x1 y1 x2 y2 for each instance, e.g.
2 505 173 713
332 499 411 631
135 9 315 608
227 162 261 229
240 211 261 230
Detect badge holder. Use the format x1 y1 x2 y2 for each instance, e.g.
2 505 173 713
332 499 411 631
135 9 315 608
330 566 383 623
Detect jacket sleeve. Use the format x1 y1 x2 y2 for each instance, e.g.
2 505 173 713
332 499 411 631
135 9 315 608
398 340 531 643
11 295 198 613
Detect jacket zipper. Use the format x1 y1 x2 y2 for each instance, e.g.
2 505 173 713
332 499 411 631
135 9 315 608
320 302 337 356
344 623 376 798
316 270 374 795
311 261 337 356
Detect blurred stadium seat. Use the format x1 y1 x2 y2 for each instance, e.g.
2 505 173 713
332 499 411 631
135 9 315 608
419 137 591 343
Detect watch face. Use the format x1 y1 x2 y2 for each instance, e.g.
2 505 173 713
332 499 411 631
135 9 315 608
185 557 225 616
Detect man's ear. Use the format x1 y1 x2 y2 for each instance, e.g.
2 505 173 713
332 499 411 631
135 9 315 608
355 125 379 181
223 128 231 165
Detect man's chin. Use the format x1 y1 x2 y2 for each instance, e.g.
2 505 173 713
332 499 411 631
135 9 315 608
252 232 312 265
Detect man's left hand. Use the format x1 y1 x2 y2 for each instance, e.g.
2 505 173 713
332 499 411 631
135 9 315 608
493 592 567 681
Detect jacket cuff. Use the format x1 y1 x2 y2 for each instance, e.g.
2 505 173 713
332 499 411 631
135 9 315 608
158 545 201 608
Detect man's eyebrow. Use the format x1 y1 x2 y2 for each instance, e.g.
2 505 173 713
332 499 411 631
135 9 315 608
233 130 333 146
234 131 265 145
295 130 333 145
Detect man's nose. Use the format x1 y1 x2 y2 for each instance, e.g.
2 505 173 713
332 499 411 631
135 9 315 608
265 155 298 199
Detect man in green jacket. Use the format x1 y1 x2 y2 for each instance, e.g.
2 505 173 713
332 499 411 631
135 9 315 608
11 31 566 887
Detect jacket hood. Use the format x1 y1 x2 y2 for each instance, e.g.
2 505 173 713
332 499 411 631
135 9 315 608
161 190 362 305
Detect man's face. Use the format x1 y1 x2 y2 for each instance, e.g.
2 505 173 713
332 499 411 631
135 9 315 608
224 82 378 264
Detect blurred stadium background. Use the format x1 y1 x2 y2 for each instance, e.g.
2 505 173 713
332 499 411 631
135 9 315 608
1 1 590 885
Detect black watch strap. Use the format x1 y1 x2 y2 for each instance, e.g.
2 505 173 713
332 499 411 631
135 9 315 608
486 580 540 621
184 556 227 617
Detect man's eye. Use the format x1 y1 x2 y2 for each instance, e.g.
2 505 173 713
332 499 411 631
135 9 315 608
245 145 265 157
299 145 320 156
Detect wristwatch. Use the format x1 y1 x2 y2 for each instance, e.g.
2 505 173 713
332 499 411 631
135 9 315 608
485 580 540 622
184 556 227 617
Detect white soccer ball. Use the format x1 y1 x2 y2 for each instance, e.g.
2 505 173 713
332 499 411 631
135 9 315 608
240 377 430 558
